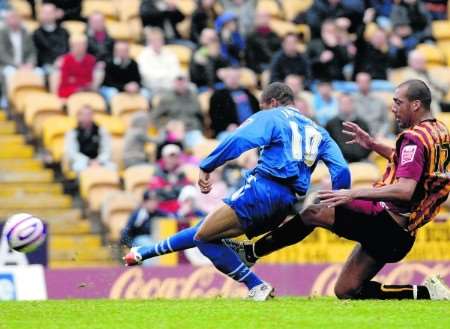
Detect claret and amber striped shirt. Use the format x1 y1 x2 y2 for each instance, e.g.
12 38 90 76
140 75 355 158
374 119 450 233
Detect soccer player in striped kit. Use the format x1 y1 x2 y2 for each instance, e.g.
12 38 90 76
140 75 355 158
227 79 450 300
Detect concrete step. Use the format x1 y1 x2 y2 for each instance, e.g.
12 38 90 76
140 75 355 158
0 170 53 183
0 159 43 171
0 121 16 134
50 234 102 250
50 246 113 261
0 145 33 158
0 208 82 222
0 183 63 196
50 220 92 235
0 195 72 209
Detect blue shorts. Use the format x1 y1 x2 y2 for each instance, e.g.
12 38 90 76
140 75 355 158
223 173 297 238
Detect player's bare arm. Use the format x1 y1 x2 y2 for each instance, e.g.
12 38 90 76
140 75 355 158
342 121 394 160
198 169 212 194
318 177 417 208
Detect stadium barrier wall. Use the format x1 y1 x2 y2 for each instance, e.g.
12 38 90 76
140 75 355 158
45 262 450 299
0 265 47 300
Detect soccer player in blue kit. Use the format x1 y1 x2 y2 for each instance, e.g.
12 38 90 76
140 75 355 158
124 82 351 300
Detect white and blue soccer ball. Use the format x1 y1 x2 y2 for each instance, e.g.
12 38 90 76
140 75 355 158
4 213 46 253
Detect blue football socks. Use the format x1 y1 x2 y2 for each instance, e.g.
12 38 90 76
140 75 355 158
194 238 263 290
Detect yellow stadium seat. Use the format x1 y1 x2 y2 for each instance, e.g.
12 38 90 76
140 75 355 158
0 170 53 183
0 195 72 209
10 0 32 18
310 162 330 186
94 113 126 137
416 43 446 67
61 20 87 36
117 0 140 21
349 162 380 185
66 92 107 117
192 139 219 160
269 18 298 38
437 113 450 129
111 137 125 171
23 19 39 33
106 20 132 41
7 70 46 107
282 0 313 21
388 67 409 86
163 44 192 68
129 43 145 60
198 90 212 115
123 164 155 197
23 93 64 135
42 116 76 162
257 0 283 19
240 67 258 91
177 0 196 16
79 167 121 211
110 93 149 125
428 66 450 85
296 24 311 43
432 20 450 41
0 121 16 135
128 17 144 42
101 191 139 241
82 0 119 20
177 17 191 40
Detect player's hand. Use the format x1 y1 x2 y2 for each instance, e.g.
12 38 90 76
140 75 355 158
317 189 354 208
198 170 212 194
342 121 373 150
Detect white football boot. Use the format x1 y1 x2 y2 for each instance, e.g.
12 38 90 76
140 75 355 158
247 282 275 301
123 247 143 266
423 275 450 300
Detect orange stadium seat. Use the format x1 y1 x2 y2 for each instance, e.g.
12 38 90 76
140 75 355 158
257 0 283 19
180 163 199 184
432 20 450 41
282 0 313 21
10 0 32 19
61 20 87 36
7 70 46 108
240 68 258 91
269 18 298 38
163 44 192 71
128 17 144 42
416 43 446 67
177 0 196 16
79 166 121 211
348 162 381 187
106 20 132 41
192 139 219 160
123 164 155 197
94 113 126 137
82 0 119 20
66 92 107 117
129 43 145 60
101 191 139 241
42 116 76 162
23 19 39 33
110 93 149 125
23 93 65 136
117 0 140 21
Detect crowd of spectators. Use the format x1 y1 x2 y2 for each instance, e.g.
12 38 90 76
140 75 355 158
0 0 448 262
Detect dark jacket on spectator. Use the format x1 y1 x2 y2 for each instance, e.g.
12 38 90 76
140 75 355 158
353 23 407 79
33 25 69 66
391 0 432 42
244 27 281 74
102 58 141 91
326 116 371 163
43 0 82 21
190 2 218 43
307 38 350 81
140 0 185 40
189 47 230 88
120 207 167 247
87 30 114 62
269 49 309 83
209 88 259 137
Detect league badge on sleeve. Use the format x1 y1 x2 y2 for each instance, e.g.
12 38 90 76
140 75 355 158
401 145 417 165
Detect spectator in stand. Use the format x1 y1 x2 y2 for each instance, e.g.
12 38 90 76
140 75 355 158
86 12 114 63
352 72 391 138
284 74 315 118
403 50 449 112
313 80 339 127
353 8 407 81
175 185 206 221
219 0 256 36
123 111 155 168
190 0 219 44
304 0 359 39
189 28 230 90
139 0 186 45
422 0 447 20
57 34 98 98
295 95 316 121
269 33 309 84
214 12 245 65
100 41 148 103
32 3 69 72
307 19 352 82
137 27 181 95
150 74 204 148
120 190 168 264
0 10 41 93
148 143 190 213
43 0 83 22
325 93 371 163
244 10 281 75
390 0 433 52
64 105 115 174
209 66 259 138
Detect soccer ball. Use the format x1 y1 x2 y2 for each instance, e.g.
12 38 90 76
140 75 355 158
4 213 46 253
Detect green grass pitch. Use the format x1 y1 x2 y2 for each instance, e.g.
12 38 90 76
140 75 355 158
1 298 449 329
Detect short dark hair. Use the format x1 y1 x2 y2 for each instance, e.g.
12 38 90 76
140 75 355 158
398 79 432 110
261 82 295 106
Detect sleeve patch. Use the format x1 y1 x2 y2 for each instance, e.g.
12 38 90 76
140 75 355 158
401 145 417 165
